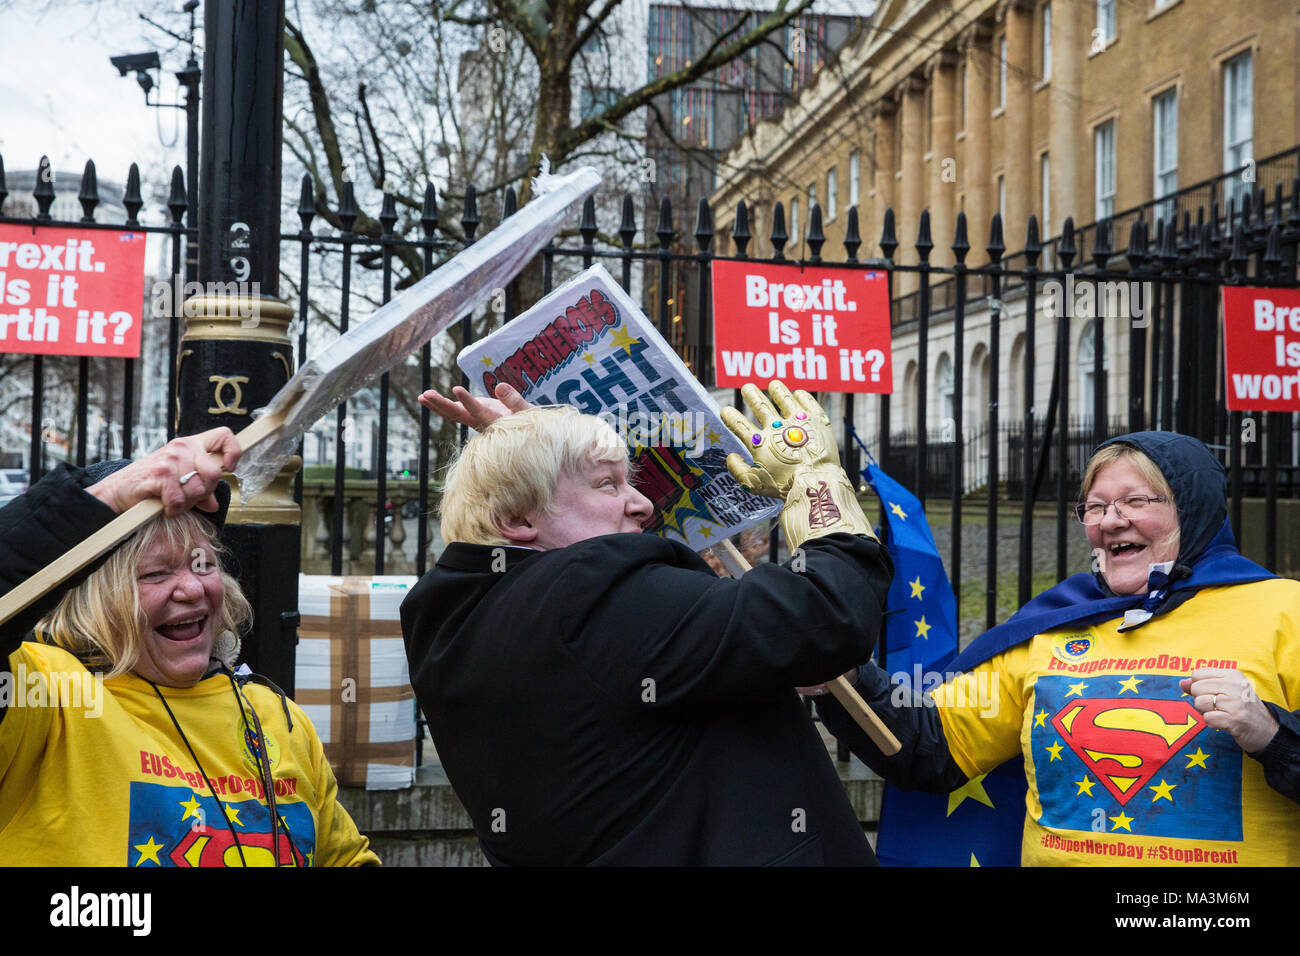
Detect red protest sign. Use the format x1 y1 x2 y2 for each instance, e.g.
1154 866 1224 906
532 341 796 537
711 261 892 392
0 224 147 358
1222 286 1300 411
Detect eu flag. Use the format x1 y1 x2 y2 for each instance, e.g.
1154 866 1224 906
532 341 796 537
859 457 957 679
854 444 1025 866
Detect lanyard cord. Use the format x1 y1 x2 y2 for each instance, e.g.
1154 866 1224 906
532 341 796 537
146 675 248 868
220 664 304 867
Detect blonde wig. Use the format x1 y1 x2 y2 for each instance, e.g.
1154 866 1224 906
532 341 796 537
440 405 631 546
34 511 252 680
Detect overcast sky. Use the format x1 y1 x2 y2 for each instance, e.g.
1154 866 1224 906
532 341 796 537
0 0 872 221
0 1 194 220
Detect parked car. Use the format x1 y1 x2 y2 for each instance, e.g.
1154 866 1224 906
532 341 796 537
0 469 29 509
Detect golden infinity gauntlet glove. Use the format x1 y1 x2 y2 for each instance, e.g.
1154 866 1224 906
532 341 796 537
721 380 876 550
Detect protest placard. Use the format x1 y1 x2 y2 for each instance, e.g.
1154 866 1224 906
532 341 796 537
1222 286 1300 411
0 224 147 357
458 264 780 550
711 261 892 392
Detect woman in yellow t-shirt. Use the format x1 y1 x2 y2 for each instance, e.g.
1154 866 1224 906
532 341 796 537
0 429 378 866
818 430 1300 865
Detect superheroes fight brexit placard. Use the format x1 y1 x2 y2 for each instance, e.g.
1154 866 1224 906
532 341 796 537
458 265 780 550
710 261 892 393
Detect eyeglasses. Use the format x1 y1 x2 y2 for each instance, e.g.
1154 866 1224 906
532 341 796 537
1073 494 1168 525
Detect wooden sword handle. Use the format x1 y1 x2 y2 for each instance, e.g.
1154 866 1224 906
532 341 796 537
0 410 286 629
718 538 901 757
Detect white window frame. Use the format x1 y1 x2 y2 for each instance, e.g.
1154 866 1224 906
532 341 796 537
790 197 800 241
1153 88 1178 224
1042 4 1052 81
960 61 968 129
937 353 955 424
1097 0 1116 45
1041 152 1051 239
849 151 860 207
998 36 1007 109
1095 120 1116 220
1224 51 1253 207
826 167 837 221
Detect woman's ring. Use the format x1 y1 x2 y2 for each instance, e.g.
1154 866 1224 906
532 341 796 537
178 470 199 485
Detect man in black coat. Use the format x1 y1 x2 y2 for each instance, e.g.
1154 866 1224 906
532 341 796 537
401 381 892 864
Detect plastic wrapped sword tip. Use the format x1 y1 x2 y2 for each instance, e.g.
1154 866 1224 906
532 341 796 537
235 164 602 498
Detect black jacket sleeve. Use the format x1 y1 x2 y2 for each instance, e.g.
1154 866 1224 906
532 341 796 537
816 661 969 794
1251 703 1300 805
562 532 894 711
0 463 119 659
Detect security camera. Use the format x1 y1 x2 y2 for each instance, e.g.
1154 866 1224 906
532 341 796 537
182 0 200 11
110 51 162 77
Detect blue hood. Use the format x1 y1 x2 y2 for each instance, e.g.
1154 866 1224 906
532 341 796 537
952 431 1274 672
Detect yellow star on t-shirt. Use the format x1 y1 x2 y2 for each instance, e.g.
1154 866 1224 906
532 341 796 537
908 576 925 599
889 502 908 520
610 326 642 356
1045 741 1064 762
178 793 203 821
134 836 164 866
914 616 932 639
946 773 995 816
1184 747 1211 770
1109 811 1135 832
227 806 245 827
1065 680 1088 698
580 352 597 366
1075 775 1096 796
1149 779 1177 803
1033 708 1049 729
480 354 494 368
1116 675 1143 695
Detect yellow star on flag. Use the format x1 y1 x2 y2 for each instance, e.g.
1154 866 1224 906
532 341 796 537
227 806 245 827
889 502 908 520
1149 779 1177 803
1109 811 1135 832
480 355 494 368
134 836 164 866
1065 680 1088 698
1075 775 1096 796
946 773 995 816
178 793 203 821
914 616 932 639
1045 741 1064 762
908 577 925 599
697 524 714 539
609 326 642 356
580 352 597 366
1033 709 1050 729
1184 747 1210 769
1116 675 1143 695
706 428 722 445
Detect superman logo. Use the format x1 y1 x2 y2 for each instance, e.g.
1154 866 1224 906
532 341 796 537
1051 698 1205 805
169 827 305 867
